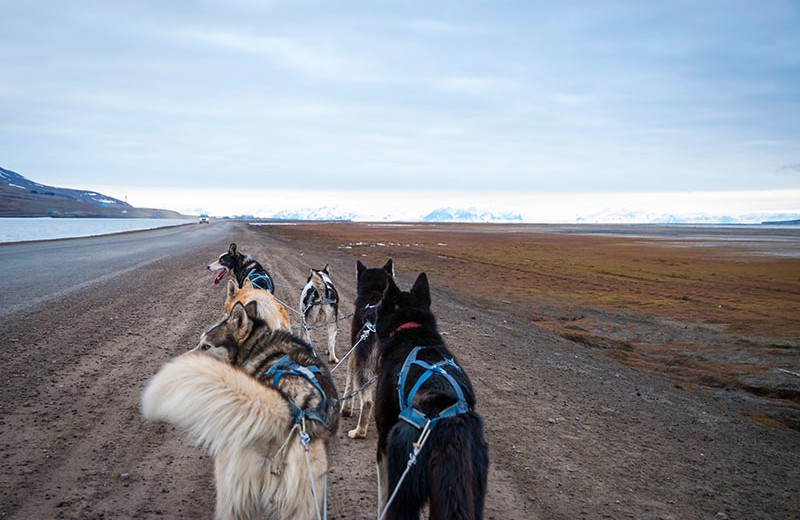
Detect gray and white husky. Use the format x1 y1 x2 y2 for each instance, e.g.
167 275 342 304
300 266 339 363
142 301 339 520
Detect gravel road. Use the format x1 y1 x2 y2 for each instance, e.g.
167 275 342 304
1 221 798 519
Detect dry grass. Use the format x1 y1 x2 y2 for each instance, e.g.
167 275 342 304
257 222 800 427
264 222 800 337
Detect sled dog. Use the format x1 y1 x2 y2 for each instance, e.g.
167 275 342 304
341 259 394 439
208 242 275 293
225 278 291 332
374 273 488 520
300 266 339 363
142 301 339 520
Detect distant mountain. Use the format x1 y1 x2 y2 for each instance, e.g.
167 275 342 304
576 208 800 225
422 207 523 223
0 166 187 218
270 207 356 221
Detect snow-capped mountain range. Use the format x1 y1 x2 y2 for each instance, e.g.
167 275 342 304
252 206 525 223
575 208 800 225
238 205 799 224
422 207 523 223
271 207 358 221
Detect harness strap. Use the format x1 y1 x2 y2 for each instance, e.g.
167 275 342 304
246 268 274 293
264 355 332 426
302 284 338 316
396 346 471 430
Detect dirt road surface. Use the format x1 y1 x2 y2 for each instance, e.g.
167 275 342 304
1 221 798 519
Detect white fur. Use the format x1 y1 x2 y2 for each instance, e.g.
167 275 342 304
142 353 327 520
300 271 339 363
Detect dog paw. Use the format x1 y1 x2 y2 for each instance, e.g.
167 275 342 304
347 428 366 439
341 407 353 418
329 356 340 364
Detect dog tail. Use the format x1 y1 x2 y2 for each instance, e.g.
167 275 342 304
141 353 291 455
427 412 489 519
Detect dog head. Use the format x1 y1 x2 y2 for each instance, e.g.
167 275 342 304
207 243 240 285
356 259 393 295
307 265 332 295
190 301 258 363
376 272 434 340
225 277 255 314
356 259 393 321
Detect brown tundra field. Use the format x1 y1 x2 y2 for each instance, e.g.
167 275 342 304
1 220 799 520
266 222 800 431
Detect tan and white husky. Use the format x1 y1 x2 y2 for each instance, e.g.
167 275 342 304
142 302 339 520
225 278 291 331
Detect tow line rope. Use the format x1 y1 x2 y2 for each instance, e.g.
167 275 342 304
330 320 375 373
377 419 433 520
267 293 351 357
299 417 327 520
339 374 379 402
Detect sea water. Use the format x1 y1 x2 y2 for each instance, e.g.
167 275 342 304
0 217 195 243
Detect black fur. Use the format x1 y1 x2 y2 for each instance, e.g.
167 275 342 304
352 259 392 365
374 273 488 520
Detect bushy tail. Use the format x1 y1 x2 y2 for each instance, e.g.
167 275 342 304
141 353 291 455
428 412 489 519
385 412 489 520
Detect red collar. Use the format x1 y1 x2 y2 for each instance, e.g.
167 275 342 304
390 321 423 337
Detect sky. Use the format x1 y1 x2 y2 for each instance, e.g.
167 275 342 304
1 1 799 220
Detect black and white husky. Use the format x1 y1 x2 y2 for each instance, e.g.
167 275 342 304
207 243 275 293
142 301 339 520
300 265 339 363
341 259 393 439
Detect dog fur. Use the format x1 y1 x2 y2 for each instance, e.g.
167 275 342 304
142 302 338 520
341 259 394 439
208 243 275 293
225 278 291 332
300 266 339 363
374 273 488 520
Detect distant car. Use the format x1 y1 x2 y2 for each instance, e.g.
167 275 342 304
198 214 209 224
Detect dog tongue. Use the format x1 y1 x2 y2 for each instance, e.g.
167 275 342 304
213 268 227 285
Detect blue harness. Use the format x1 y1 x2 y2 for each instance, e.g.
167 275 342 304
264 355 333 427
246 268 274 293
396 346 471 430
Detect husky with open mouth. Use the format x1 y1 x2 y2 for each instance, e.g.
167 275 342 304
207 242 275 293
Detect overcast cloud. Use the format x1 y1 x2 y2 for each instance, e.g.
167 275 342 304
1 1 799 198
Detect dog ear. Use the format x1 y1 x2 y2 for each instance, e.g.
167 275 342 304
410 272 431 308
383 259 394 277
323 263 329 273
357 260 366 278
228 243 238 258
383 276 401 306
229 302 252 340
227 279 238 298
243 300 259 320
242 278 254 290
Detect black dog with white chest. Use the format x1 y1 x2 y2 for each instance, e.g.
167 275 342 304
374 272 488 520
